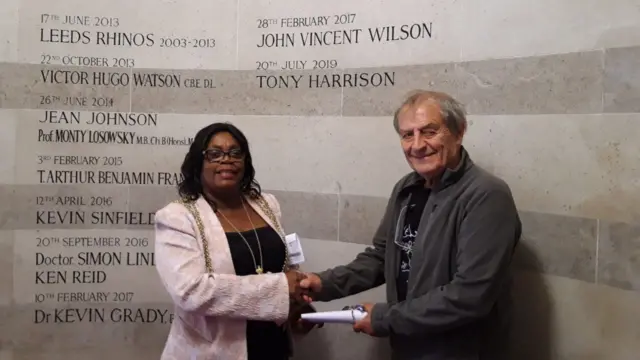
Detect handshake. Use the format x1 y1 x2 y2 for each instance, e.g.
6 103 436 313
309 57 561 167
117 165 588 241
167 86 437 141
284 270 324 334
285 269 320 303
283 270 374 336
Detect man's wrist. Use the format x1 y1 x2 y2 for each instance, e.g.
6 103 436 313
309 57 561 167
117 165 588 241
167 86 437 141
312 271 330 301
370 302 391 337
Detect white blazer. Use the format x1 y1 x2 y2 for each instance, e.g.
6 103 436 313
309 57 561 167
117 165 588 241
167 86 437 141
154 193 291 360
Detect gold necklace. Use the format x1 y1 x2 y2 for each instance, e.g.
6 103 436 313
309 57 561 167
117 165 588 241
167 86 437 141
216 199 266 274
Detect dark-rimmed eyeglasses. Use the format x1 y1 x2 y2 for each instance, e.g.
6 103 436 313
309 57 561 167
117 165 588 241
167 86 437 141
202 148 245 163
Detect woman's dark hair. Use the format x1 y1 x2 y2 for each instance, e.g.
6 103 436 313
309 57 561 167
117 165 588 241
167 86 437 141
178 122 261 201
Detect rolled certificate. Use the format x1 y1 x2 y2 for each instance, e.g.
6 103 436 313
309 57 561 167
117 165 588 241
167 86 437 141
300 309 367 324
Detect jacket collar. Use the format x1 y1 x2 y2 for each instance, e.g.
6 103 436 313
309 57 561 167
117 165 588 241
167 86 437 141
245 195 284 237
195 194 283 238
400 145 474 193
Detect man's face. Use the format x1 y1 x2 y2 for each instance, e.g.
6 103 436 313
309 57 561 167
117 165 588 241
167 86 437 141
397 100 464 179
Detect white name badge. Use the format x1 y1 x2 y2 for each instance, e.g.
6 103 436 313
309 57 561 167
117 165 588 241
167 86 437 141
285 233 305 265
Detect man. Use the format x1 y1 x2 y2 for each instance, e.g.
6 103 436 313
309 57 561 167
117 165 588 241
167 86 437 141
300 90 522 360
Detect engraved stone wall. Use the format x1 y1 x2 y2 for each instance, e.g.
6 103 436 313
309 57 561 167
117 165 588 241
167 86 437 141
1 1 640 359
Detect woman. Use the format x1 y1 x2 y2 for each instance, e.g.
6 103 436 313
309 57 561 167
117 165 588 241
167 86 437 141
154 122 319 360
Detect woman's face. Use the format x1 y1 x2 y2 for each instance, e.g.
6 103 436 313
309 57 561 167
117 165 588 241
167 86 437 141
201 131 246 194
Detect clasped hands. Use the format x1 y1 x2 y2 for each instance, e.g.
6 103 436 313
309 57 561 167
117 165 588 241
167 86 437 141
285 270 376 336
285 269 311 303
284 270 323 334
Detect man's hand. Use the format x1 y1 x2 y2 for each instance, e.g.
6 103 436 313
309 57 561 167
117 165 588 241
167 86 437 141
353 303 376 336
298 272 322 303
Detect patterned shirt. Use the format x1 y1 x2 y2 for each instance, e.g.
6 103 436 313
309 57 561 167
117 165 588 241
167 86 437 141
396 188 430 302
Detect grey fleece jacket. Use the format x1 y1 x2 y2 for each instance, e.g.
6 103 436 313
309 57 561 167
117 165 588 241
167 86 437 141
315 147 521 360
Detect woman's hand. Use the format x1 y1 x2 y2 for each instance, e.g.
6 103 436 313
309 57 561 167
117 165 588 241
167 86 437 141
285 270 307 302
288 301 324 335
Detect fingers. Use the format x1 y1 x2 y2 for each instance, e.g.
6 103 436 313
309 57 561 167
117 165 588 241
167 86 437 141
288 272 317 303
295 271 307 281
291 292 306 304
352 320 359 332
286 271 308 302
286 270 306 281
299 273 321 300
287 271 324 305
298 273 318 288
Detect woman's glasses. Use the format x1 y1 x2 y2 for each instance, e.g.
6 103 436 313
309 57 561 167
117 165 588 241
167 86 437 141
202 148 245 163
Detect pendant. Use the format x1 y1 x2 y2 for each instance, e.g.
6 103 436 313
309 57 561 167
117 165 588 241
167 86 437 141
256 266 263 274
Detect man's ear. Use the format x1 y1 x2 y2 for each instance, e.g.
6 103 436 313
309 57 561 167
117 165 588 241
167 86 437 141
460 122 467 136
456 123 467 145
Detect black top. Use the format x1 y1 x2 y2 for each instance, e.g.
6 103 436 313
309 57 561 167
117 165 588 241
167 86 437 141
396 188 430 301
226 226 289 360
